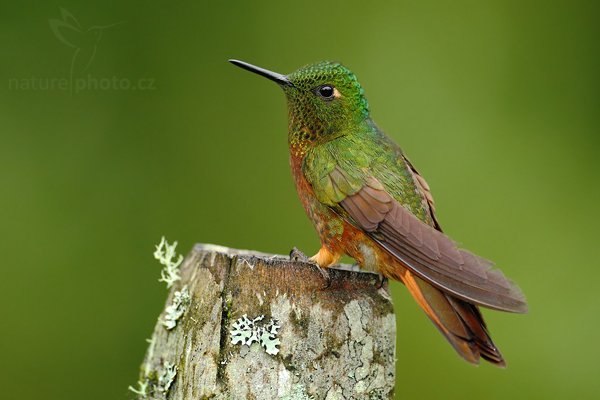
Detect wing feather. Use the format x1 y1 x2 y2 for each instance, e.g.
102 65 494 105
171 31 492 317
337 176 527 313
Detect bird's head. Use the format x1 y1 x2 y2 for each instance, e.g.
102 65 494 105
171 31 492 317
229 60 369 141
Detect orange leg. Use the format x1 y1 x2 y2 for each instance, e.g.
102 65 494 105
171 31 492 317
309 246 340 268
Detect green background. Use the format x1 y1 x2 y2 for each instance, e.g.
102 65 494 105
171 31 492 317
1 1 598 399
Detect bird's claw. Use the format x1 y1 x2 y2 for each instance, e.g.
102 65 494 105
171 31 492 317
289 247 332 289
376 274 389 290
316 265 332 289
289 247 310 263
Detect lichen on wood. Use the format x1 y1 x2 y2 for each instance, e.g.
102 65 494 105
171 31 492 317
133 244 396 399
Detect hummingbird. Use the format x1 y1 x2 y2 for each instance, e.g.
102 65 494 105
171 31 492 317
49 8 122 79
229 59 527 367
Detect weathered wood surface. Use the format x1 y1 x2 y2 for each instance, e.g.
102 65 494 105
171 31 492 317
134 244 396 399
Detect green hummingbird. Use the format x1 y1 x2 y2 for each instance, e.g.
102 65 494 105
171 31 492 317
229 59 527 366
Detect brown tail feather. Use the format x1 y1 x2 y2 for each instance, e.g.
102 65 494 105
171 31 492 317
401 269 506 367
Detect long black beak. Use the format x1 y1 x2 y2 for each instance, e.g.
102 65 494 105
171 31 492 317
229 59 293 87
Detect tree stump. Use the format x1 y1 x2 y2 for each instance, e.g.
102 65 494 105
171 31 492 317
133 244 396 399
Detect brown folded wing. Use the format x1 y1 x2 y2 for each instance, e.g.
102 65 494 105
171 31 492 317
402 155 441 230
339 176 528 313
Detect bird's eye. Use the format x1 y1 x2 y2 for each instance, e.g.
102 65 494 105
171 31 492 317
317 85 335 100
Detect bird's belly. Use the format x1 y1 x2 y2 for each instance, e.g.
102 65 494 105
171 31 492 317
296 186 345 249
290 154 345 253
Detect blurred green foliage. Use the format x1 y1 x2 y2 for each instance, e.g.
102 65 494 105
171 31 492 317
0 1 598 399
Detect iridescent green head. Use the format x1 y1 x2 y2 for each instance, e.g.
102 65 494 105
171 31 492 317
229 60 369 142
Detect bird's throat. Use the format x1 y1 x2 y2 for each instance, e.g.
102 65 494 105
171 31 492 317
288 126 318 158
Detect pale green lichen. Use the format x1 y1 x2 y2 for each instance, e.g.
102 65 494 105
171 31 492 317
260 320 281 355
157 361 177 395
128 337 156 398
230 314 281 355
128 379 148 398
162 286 191 330
281 384 314 400
154 236 184 288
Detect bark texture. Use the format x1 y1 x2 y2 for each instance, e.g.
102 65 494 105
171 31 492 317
134 244 396 399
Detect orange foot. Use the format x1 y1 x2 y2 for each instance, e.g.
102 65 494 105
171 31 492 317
310 247 341 288
309 246 340 268
290 246 340 288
